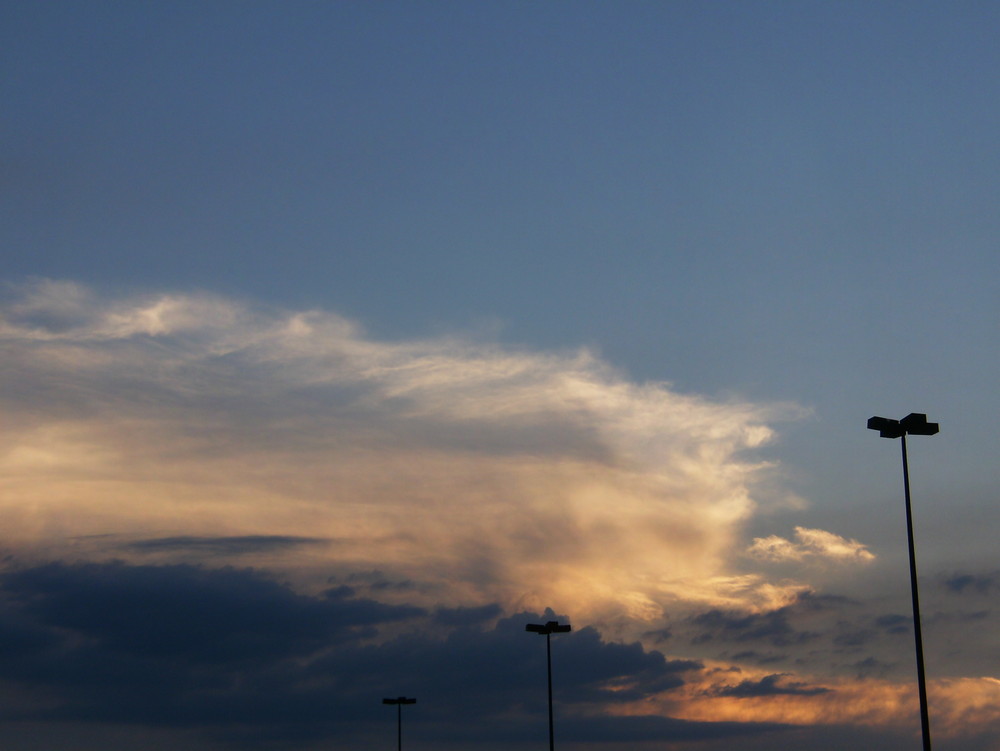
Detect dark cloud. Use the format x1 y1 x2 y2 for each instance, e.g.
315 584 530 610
791 592 854 610
0 561 764 749
433 603 503 627
830 611 918 652
926 608 991 626
689 723 920 751
686 593 889 667
1 561 420 665
642 626 673 643
556 625 702 703
0 561 426 734
832 626 875 648
944 572 1000 595
730 650 788 665
0 604 61 659
125 535 328 556
689 607 817 647
341 569 419 593
958 610 990 621
875 614 910 634
710 673 831 698
561 713 788 742
852 656 894 679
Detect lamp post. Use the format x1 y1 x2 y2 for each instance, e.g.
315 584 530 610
525 619 571 751
868 412 939 751
382 696 416 751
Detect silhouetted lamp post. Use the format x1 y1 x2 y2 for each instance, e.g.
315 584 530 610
382 696 416 751
525 619 571 751
868 412 939 751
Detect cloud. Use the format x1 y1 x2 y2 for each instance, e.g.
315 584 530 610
944 571 1000 595
0 280 800 625
559 713 787 743
851 656 893 679
729 650 788 665
689 606 817 648
0 560 763 747
3 281 999 748
747 527 875 564
432 603 504 627
682 592 881 664
125 535 329 556
0 561 422 667
17 282 991 747
710 673 831 698
656 667 1000 741
874 614 910 634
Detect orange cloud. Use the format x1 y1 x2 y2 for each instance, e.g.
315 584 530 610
747 526 875 564
0 281 812 626
608 662 1000 740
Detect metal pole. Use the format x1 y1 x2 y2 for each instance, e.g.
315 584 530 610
546 631 554 751
901 434 932 751
397 701 402 751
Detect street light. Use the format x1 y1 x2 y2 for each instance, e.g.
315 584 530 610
525 619 571 751
868 412 939 751
382 696 416 751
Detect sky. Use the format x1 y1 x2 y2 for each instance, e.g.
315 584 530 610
1 2 998 750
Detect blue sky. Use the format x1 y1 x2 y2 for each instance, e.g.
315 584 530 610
2 3 999 750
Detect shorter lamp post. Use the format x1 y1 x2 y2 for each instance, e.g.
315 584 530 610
868 412 939 751
382 696 416 751
526 620 571 751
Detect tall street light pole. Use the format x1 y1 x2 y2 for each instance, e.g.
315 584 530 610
382 696 416 751
525 620 571 751
868 412 939 751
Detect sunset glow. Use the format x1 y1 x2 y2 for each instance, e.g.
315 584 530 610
3 3 998 749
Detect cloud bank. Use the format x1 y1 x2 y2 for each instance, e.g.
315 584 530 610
0 279 811 624
3 280 998 749
0 559 746 749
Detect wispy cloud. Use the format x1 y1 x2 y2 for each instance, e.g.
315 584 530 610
0 280 806 624
747 527 875 564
